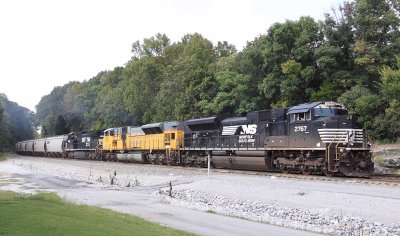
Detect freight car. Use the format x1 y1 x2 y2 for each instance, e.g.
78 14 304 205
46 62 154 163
15 101 374 177
16 136 66 157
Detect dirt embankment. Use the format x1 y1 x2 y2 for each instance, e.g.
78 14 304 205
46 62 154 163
372 141 400 174
372 140 400 153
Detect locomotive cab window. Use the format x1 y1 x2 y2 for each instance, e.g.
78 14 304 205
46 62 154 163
104 129 114 136
290 111 311 122
171 133 176 140
314 108 348 117
122 127 127 134
313 103 348 117
305 110 311 120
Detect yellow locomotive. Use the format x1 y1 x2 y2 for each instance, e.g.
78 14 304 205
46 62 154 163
102 121 184 164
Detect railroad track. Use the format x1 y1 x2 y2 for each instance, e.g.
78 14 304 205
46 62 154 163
12 154 400 186
112 160 400 186
369 173 400 184
210 168 400 185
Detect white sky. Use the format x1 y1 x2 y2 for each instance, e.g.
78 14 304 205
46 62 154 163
0 0 344 112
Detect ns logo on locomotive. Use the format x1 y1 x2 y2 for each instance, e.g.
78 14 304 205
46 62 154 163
16 101 374 177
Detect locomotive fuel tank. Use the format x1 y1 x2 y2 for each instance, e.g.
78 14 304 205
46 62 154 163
116 152 148 163
211 150 268 171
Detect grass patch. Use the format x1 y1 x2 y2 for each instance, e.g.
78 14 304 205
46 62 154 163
0 191 194 236
374 154 386 166
374 153 399 167
0 153 7 161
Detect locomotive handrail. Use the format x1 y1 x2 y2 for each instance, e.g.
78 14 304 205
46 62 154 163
327 132 340 172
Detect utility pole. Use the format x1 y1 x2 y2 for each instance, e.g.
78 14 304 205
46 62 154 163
207 151 211 177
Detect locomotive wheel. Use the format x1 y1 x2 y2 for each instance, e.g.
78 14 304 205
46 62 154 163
196 161 203 168
301 169 312 175
323 171 335 177
281 169 290 174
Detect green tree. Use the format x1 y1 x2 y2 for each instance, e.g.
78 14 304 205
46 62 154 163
215 41 237 58
75 83 102 130
234 36 267 110
379 57 400 140
54 115 68 135
198 71 254 116
131 33 170 58
0 94 34 150
124 57 164 124
36 84 69 135
259 17 322 107
353 0 400 90
154 55 214 121
318 2 357 91
152 33 217 121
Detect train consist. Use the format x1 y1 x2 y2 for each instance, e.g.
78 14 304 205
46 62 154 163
16 101 374 177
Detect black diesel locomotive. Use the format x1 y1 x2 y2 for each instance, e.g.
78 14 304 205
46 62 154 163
182 101 373 177
16 101 374 177
65 131 102 159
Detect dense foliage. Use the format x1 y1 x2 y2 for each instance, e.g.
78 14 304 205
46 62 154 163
0 94 35 151
36 0 400 142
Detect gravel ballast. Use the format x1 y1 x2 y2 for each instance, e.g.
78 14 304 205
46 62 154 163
159 188 400 235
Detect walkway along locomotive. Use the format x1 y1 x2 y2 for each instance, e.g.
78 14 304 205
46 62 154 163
16 101 374 177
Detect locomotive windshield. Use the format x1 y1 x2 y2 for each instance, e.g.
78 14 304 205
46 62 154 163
313 103 348 117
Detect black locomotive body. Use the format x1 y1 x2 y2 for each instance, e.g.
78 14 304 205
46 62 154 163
65 131 102 159
182 101 373 177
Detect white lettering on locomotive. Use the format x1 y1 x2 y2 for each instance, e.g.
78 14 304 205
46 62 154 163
222 124 257 136
294 126 307 132
239 135 255 143
82 137 91 142
240 124 257 135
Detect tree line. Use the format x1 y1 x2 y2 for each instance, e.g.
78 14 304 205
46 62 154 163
35 0 400 142
0 94 35 152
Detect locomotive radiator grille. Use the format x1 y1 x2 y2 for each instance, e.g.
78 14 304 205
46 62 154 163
318 129 364 144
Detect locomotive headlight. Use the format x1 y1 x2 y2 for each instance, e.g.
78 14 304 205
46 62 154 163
339 148 345 153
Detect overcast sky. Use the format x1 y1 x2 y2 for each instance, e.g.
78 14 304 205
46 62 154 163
0 0 344 112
